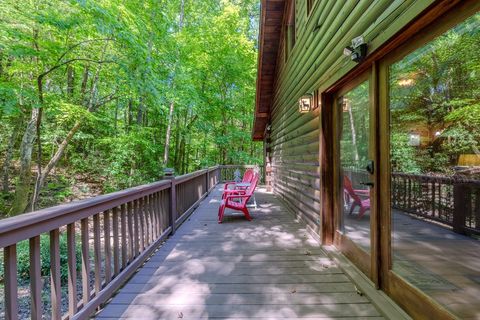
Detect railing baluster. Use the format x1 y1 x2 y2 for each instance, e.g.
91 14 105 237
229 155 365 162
170 180 177 235
138 197 145 249
112 207 120 275
81 218 91 306
50 229 61 320
151 193 158 240
104 210 112 283
159 191 163 232
475 189 480 230
142 196 148 247
149 195 154 243
4 244 18 320
121 203 128 268
93 213 102 295
67 223 77 316
133 200 140 256
127 201 135 260
155 191 162 238
30 236 42 319
149 194 156 241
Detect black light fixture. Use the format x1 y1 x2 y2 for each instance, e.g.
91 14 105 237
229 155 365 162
298 93 313 113
344 36 367 63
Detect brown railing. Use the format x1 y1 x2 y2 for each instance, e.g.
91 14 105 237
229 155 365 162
391 172 480 236
220 164 264 183
0 165 222 320
345 169 480 236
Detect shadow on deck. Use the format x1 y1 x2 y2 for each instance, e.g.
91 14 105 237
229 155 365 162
97 186 384 319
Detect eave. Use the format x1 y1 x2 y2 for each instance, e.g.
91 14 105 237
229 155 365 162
252 0 285 141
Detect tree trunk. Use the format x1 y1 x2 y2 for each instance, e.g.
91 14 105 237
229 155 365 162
80 65 90 103
347 102 359 163
163 99 175 166
137 97 144 125
31 45 107 209
162 0 185 168
2 123 20 193
32 121 81 202
9 108 39 215
67 65 75 98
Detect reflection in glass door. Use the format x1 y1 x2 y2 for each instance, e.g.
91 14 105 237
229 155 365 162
338 80 372 254
387 12 480 319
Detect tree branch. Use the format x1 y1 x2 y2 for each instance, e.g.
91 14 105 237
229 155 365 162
55 38 115 65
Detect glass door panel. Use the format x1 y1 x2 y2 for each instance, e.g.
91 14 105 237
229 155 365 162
388 12 480 318
338 80 372 254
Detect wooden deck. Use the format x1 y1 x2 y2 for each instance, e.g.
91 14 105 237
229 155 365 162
97 186 384 319
344 209 480 319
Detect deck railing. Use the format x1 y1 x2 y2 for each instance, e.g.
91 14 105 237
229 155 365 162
0 165 222 320
391 172 480 236
345 169 480 236
220 164 264 183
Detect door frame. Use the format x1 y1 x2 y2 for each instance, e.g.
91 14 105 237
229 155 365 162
330 70 379 284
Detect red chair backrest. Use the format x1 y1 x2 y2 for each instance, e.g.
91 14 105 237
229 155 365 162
239 173 259 206
343 175 361 203
242 169 254 183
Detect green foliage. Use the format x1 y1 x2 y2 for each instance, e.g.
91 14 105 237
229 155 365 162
99 127 163 192
0 233 82 285
389 12 480 175
0 0 262 212
390 133 421 173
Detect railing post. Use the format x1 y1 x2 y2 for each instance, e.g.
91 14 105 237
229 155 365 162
164 168 176 235
206 168 210 194
453 181 467 235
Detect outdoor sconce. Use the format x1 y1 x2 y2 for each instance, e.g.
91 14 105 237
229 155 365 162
298 94 313 113
343 36 367 63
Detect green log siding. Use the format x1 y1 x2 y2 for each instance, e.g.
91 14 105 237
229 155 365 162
268 0 437 236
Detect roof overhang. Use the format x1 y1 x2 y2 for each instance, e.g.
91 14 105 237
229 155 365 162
252 0 285 141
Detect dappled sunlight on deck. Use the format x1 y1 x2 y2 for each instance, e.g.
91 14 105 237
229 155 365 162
97 186 383 319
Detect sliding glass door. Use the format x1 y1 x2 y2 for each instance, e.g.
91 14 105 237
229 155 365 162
380 9 480 319
334 73 376 279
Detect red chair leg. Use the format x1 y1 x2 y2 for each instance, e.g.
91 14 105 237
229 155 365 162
348 202 358 215
242 207 252 221
218 203 225 224
357 206 368 219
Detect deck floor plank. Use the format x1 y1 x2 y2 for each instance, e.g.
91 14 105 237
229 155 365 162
97 186 384 319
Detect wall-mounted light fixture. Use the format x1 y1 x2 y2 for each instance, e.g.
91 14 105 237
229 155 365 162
298 93 313 113
344 36 367 63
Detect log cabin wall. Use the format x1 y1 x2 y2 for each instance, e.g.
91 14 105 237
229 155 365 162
257 0 440 239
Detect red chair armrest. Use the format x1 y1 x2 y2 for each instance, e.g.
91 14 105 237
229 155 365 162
226 194 251 201
354 189 370 196
223 189 245 195
224 182 239 190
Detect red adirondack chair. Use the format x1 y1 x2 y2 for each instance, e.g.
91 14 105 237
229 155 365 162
218 173 259 223
222 169 255 199
343 175 370 219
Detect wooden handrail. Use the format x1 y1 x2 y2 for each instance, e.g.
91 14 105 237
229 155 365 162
0 164 234 320
344 168 480 236
220 164 264 183
0 180 171 248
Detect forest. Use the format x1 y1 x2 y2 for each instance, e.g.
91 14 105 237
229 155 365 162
0 0 262 216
